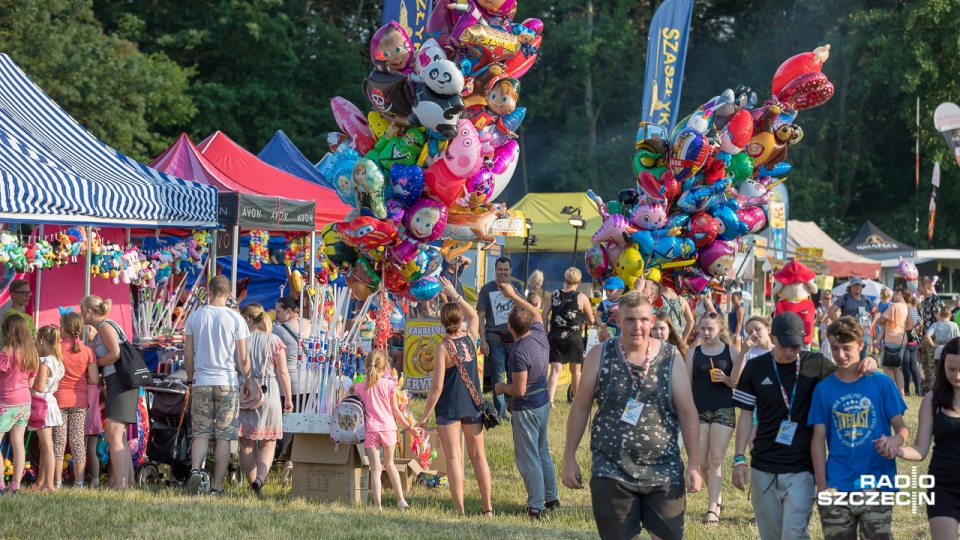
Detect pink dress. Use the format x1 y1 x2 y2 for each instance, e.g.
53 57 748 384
354 375 399 449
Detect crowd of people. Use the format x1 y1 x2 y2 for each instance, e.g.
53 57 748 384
3 265 960 540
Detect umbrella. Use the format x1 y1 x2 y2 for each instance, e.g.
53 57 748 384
831 278 885 300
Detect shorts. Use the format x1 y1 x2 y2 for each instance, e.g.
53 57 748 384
191 385 240 441
365 429 398 449
590 477 686 540
435 412 483 426
0 403 30 432
817 489 893 538
698 407 736 428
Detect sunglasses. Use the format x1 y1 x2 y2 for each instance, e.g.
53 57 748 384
701 311 722 320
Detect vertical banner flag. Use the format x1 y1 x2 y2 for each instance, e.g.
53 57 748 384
934 102 960 168
640 0 694 132
929 161 940 243
381 0 433 49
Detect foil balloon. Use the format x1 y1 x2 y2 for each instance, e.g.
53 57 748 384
331 97 376 154
369 130 425 173
388 164 424 207
395 245 431 280
338 216 398 249
630 230 697 269
630 197 668 230
370 21 414 75
361 69 415 123
592 214 634 247
421 245 444 278
677 179 730 214
670 127 718 183
726 152 754 185
685 212 719 248
352 158 387 218
383 264 411 295
710 200 747 241
385 199 406 227
698 240 737 278
615 243 645 291
347 258 381 300
584 245 609 279
423 120 483 206
407 276 442 302
321 224 358 265
405 198 448 242
772 45 834 110
440 201 509 250
737 206 767 234
488 139 519 201
719 109 753 154
458 167 494 209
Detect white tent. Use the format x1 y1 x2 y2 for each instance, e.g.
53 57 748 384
787 221 881 279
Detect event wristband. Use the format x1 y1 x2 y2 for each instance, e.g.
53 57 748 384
453 295 462 304
733 455 747 468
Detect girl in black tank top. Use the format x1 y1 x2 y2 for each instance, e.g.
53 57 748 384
685 312 740 525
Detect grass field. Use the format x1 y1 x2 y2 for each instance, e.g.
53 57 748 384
0 391 936 539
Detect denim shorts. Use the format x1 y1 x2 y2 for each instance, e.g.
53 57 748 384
435 412 483 426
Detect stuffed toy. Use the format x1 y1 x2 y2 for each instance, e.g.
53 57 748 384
772 259 818 346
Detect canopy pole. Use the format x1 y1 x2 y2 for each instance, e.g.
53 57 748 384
309 231 317 287
33 225 43 328
208 230 218 282
84 226 93 299
231 225 240 299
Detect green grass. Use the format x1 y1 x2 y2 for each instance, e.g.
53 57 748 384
0 392 935 539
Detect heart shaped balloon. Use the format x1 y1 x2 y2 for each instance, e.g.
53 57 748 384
389 164 424 207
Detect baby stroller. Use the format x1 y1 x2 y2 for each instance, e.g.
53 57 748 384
137 371 243 487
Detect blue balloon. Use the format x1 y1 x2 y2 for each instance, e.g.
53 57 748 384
407 276 441 302
389 164 425 207
677 179 730 214
630 229 697 269
710 200 747 241
758 162 791 177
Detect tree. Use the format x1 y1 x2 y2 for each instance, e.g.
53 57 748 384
0 0 195 161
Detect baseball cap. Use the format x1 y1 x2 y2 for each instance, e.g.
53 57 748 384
771 312 806 348
603 276 625 290
848 276 864 287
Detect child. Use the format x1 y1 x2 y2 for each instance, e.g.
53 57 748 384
353 349 421 510
925 306 960 372
733 316 774 450
810 316 909 539
53 312 99 488
0 316 39 493
595 276 624 343
30 325 65 491
526 291 542 312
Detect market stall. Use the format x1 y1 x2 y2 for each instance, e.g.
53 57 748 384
258 130 334 190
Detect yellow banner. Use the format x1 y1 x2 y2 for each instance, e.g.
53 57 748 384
403 319 484 394
492 211 527 237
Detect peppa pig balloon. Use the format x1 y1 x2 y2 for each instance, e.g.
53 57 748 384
423 120 483 206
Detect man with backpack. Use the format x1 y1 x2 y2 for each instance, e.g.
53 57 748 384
184 275 254 495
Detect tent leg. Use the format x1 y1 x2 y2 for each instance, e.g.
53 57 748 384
33 225 43 328
84 226 93 299
231 225 240 299
209 230 218 282
309 231 317 287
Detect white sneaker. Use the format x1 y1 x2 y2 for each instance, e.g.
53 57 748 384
187 469 210 494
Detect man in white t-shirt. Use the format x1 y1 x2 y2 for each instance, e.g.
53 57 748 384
184 275 253 495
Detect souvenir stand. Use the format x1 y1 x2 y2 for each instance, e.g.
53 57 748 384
0 53 218 342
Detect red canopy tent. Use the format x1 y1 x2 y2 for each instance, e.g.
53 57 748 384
197 131 351 229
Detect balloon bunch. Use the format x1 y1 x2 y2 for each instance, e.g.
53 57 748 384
315 1 544 302
587 45 835 294
248 230 270 270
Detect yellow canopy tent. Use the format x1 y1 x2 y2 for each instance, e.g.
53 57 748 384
504 192 602 252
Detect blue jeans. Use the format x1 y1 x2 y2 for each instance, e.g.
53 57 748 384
487 337 513 418
901 343 921 396
512 403 558 510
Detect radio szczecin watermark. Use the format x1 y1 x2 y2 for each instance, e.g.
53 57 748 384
817 468 934 514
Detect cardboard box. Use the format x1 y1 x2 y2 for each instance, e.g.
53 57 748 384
379 458 424 492
402 427 464 476
291 434 368 505
282 413 331 434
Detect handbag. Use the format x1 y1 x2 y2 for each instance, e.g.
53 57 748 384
102 321 151 389
239 333 270 411
444 337 501 430
28 394 48 428
880 311 909 368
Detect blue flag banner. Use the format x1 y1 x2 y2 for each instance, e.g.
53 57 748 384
381 0 434 49
640 0 694 132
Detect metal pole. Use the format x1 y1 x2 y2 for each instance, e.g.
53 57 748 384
84 226 93 299
309 231 317 286
208 230 218 281
33 225 43 328
231 225 240 299
524 238 531 288
571 228 580 268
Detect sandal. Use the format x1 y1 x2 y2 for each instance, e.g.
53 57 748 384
703 510 719 525
482 509 494 518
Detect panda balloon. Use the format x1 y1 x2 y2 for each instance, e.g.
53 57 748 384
408 39 466 140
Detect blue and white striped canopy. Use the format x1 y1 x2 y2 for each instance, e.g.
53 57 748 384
0 53 218 227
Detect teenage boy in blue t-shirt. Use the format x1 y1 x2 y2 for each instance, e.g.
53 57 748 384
810 316 909 540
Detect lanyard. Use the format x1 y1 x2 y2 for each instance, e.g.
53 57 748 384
619 338 652 397
771 354 800 421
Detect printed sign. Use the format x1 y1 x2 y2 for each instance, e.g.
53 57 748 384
403 320 484 395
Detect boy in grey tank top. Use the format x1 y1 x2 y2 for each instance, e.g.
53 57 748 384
562 290 703 540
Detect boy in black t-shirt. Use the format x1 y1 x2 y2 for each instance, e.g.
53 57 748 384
731 312 878 540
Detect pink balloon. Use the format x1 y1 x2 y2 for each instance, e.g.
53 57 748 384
592 214 635 247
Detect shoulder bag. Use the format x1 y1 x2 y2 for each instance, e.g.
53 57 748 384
444 336 500 430
881 311 909 369
102 321 151 389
